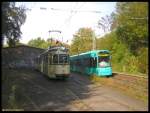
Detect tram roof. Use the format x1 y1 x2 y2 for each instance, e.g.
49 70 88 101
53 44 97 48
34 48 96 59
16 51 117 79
38 46 69 56
70 50 110 58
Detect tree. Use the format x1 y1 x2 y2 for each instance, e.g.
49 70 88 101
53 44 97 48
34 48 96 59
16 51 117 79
98 14 114 33
2 2 26 47
113 2 148 54
96 31 117 50
28 37 49 49
95 2 148 74
28 37 70 49
70 28 95 55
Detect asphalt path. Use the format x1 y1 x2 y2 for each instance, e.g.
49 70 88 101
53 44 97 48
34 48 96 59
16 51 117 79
2 69 148 111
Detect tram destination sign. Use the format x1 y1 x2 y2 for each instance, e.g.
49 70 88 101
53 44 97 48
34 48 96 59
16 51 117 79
99 52 109 56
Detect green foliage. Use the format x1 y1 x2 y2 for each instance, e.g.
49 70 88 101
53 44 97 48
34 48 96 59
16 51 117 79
114 2 148 54
70 27 95 55
28 37 50 49
137 47 148 74
2 2 27 47
97 31 117 50
97 2 148 75
28 37 70 49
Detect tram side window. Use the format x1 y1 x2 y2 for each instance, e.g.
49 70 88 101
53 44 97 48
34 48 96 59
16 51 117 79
70 60 73 66
38 57 41 64
74 60 77 66
38 57 39 64
70 60 75 66
75 60 78 66
53 54 58 64
38 57 39 65
44 56 46 64
49 55 52 65
45 55 48 64
84 58 90 67
90 58 97 67
74 59 79 66
43 56 45 63
77 59 81 66
40 57 42 64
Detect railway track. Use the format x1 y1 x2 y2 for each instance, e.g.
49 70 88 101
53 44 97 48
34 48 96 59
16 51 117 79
112 72 148 79
111 72 148 86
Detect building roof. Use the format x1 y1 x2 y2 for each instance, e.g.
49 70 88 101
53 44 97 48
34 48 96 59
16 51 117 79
2 45 45 50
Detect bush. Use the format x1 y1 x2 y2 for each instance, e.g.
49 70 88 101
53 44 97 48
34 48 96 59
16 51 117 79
137 47 148 74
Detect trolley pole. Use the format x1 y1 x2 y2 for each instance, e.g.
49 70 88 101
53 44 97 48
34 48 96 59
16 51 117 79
48 30 62 46
48 31 52 46
40 6 101 50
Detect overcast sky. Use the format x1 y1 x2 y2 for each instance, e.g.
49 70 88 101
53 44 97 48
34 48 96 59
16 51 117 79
15 2 116 45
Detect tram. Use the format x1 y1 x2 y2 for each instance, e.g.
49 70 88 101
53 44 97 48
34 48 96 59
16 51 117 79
35 46 70 79
70 50 112 77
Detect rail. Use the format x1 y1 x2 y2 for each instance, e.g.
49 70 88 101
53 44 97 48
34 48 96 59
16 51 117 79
113 72 148 79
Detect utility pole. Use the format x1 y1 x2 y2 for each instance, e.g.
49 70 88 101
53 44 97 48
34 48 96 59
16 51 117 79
92 31 96 50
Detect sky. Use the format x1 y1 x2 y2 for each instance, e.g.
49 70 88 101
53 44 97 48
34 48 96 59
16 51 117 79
15 2 116 45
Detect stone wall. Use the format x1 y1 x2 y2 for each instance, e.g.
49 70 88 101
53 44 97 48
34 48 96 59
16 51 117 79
2 45 45 69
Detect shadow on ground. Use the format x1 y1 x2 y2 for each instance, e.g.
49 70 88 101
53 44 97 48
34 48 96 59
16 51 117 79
2 67 94 111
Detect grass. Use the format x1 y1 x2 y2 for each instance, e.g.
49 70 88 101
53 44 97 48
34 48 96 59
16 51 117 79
89 74 148 104
112 65 148 78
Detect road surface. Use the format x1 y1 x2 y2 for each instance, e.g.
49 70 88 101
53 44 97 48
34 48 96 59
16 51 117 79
2 69 148 111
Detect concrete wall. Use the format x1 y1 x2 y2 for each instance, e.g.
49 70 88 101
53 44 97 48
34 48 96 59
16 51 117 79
2 45 45 69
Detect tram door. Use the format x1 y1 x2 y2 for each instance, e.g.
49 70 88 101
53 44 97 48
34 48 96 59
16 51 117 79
41 56 44 73
45 55 48 75
43 55 48 75
48 54 55 78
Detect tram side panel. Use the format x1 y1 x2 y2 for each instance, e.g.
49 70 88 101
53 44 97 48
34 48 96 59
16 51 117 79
48 65 56 78
54 65 70 77
70 50 112 77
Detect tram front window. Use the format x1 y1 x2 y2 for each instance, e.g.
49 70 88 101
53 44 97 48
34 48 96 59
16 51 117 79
59 54 69 64
53 54 69 64
98 56 110 67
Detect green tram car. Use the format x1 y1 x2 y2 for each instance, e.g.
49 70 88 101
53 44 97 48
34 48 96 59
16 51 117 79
35 46 70 79
70 50 112 77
